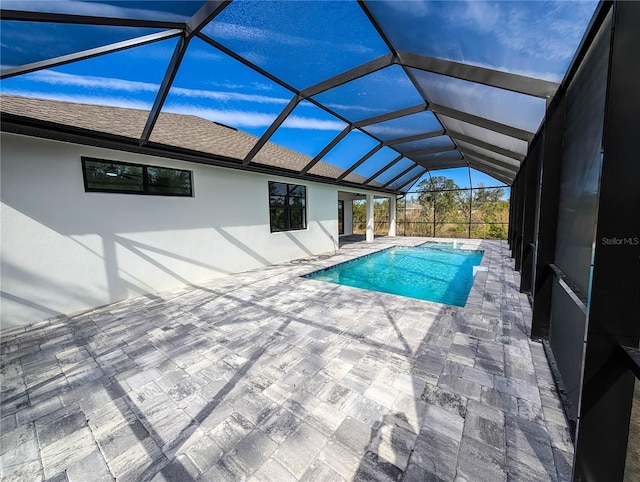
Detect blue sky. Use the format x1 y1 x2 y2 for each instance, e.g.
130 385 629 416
0 0 598 192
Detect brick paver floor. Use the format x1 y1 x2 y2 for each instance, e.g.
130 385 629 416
0 238 573 481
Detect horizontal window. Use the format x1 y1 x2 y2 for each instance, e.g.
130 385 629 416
269 181 307 232
82 158 192 196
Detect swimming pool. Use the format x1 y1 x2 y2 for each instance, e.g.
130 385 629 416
304 245 484 306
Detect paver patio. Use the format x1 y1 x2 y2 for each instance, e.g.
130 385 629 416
0 237 573 481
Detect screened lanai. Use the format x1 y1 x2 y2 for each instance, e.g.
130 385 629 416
2 1 640 482
0 0 596 193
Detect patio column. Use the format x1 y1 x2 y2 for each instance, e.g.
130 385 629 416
366 193 374 242
388 196 396 236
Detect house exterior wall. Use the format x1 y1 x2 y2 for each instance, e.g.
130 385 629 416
0 133 345 328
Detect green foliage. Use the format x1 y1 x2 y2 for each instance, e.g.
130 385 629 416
489 224 507 238
349 178 510 239
400 176 509 239
473 183 505 203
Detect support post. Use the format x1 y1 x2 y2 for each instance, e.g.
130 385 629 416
366 194 374 243
573 2 640 479
531 95 566 338
388 196 397 237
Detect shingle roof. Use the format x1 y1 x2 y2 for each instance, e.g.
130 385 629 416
0 95 377 186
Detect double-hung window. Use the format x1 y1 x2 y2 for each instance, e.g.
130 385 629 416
269 181 307 232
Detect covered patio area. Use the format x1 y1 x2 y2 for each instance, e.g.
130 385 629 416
1 238 572 481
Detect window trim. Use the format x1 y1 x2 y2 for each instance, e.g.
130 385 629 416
81 157 193 197
268 181 308 233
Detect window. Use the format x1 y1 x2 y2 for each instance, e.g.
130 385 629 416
269 181 307 232
82 158 192 196
338 200 344 235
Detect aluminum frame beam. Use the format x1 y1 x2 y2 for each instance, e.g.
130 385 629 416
0 9 184 28
467 161 513 185
432 103 535 142
140 1 231 146
397 51 559 99
355 103 426 128
197 33 298 95
417 159 468 170
462 148 520 172
384 130 446 146
300 54 395 97
416 153 464 167
413 149 463 163
406 145 456 158
140 35 189 145
397 168 427 193
300 126 352 174
466 154 517 176
448 130 525 161
363 154 404 185
337 144 383 181
243 95 301 165
3 0 556 195
186 1 230 37
466 156 515 184
1 29 182 80
382 163 419 189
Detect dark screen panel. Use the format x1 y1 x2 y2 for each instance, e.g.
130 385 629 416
553 12 611 295
549 279 587 422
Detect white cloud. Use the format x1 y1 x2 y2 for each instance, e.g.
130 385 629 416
204 19 377 63
207 22 268 43
187 48 223 62
3 89 344 131
170 86 289 105
250 82 274 92
454 0 596 63
412 69 546 132
384 0 431 18
457 0 500 33
29 70 159 92
2 0 188 22
323 102 386 115
366 125 419 137
282 115 344 131
20 70 290 105
163 104 276 128
208 21 320 49
164 104 343 131
239 50 269 68
456 60 562 83
2 87 343 132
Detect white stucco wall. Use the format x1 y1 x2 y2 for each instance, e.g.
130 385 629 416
1 133 345 328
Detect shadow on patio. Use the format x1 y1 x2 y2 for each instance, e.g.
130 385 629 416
0 237 573 481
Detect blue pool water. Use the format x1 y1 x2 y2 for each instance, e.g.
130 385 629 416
304 245 484 306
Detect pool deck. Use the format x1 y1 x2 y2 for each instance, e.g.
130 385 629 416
0 237 573 481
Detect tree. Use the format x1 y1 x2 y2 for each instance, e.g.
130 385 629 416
351 198 392 235
473 183 505 203
416 176 459 207
416 176 467 232
352 199 366 233
471 183 509 239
